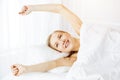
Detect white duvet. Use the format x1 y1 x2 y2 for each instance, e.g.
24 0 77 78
66 23 120 80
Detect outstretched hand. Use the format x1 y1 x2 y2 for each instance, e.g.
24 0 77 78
19 6 32 15
11 64 27 76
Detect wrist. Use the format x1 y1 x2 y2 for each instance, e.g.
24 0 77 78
23 65 29 73
27 5 34 12
27 5 42 12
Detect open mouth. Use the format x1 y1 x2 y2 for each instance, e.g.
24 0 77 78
64 40 69 48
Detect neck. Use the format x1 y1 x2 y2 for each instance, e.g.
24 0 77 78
72 37 80 51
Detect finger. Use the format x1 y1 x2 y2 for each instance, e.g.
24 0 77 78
19 11 24 14
19 12 26 16
11 65 19 75
16 69 21 76
22 6 28 11
19 11 28 15
14 72 18 76
19 6 27 14
13 70 17 76
19 11 26 14
12 67 18 74
14 69 19 76
11 65 16 69
13 68 17 71
24 6 28 10
14 69 18 73
22 6 28 13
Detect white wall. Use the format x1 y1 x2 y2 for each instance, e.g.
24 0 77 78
0 0 62 52
62 0 120 25
1 0 120 52
81 0 120 25
60 0 82 37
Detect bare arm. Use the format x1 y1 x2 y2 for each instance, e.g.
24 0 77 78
11 57 76 76
26 60 57 72
26 56 76 72
19 4 82 35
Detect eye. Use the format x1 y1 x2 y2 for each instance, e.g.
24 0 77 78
55 43 59 48
58 34 62 39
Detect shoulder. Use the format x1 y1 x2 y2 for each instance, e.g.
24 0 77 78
70 53 77 58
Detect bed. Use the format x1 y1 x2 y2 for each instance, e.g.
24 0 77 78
1 23 120 80
0 45 69 80
1 0 120 80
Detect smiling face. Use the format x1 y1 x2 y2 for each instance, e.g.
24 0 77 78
48 31 75 53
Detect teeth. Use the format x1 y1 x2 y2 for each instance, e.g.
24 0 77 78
65 42 67 48
65 40 69 48
63 40 69 48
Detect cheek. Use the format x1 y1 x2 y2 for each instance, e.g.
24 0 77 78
68 44 73 50
65 35 71 39
59 46 68 52
56 46 64 51
64 45 73 52
68 41 74 49
59 46 64 50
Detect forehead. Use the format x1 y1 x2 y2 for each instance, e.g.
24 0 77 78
50 32 62 42
50 32 63 47
51 31 63 37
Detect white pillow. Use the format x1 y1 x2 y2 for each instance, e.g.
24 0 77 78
22 45 70 73
0 44 69 78
20 45 68 64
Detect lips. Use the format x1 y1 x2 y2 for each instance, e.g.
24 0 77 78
64 40 69 48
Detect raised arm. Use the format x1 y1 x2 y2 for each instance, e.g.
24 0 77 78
19 4 82 35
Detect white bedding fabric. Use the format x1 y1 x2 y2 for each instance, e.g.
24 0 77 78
2 72 67 80
1 24 120 80
66 23 120 80
0 45 69 80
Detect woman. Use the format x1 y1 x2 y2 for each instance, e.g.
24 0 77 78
11 4 82 76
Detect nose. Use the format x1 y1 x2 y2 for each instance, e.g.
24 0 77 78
58 39 65 46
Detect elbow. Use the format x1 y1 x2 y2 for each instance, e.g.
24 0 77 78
55 4 65 13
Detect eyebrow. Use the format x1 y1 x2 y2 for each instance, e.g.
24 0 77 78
57 33 62 38
52 33 60 48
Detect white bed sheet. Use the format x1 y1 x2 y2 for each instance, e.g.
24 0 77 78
2 72 67 80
